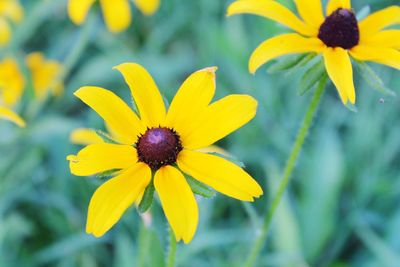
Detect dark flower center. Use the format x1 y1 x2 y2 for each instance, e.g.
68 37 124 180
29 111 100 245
318 8 359 49
136 127 183 170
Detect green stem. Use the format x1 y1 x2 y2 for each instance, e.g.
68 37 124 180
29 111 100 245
166 227 177 267
243 76 327 267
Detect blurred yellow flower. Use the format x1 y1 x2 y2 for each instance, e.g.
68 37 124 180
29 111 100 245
26 52 64 100
70 128 104 145
0 0 23 46
228 0 400 105
0 57 25 127
68 0 160 33
67 63 262 243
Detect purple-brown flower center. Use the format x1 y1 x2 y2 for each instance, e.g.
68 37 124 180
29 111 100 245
318 8 359 49
136 127 183 170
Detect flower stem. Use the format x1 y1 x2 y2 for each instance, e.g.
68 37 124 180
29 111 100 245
244 75 327 267
166 227 177 267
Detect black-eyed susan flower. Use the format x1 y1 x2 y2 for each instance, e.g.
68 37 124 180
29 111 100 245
26 52 64 100
0 0 23 46
67 63 263 243
227 0 400 105
68 0 160 33
0 57 25 126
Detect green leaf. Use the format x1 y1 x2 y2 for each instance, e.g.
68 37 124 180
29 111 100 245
298 60 326 96
354 61 396 97
185 175 216 198
138 180 155 213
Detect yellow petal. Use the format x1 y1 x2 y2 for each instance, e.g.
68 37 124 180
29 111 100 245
74 86 145 145
359 6 400 36
227 0 315 36
294 0 324 29
177 150 263 201
183 95 257 150
0 57 25 106
0 18 11 46
165 67 217 141
360 30 400 50
100 0 131 33
0 106 25 127
70 128 104 145
133 0 160 16
154 166 198 244
249 33 324 74
323 47 356 104
326 0 351 16
114 63 166 127
86 163 151 237
350 45 400 70
68 0 96 25
67 143 137 176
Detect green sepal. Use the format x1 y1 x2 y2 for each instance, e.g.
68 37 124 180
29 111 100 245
185 175 216 198
207 152 245 168
138 180 155 213
95 130 119 144
345 102 358 113
267 53 316 75
298 59 326 96
354 60 396 97
97 169 120 179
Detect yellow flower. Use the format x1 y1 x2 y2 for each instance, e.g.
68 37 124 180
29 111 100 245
70 128 105 145
0 0 23 46
0 57 25 127
26 52 64 100
68 0 160 33
67 63 263 243
227 0 400 105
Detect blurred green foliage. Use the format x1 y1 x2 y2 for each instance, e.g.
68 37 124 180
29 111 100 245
0 0 399 266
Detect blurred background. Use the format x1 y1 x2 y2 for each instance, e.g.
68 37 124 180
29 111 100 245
0 0 399 266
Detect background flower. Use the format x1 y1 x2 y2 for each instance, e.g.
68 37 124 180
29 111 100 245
0 0 23 46
228 0 399 105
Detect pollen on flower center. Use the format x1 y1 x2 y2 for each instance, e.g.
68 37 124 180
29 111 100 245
318 8 359 49
136 127 183 170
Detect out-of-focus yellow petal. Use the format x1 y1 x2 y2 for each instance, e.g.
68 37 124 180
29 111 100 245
0 18 11 46
86 163 151 237
67 143 137 176
154 165 198 244
293 0 324 29
0 57 25 106
0 106 25 127
323 47 356 104
68 0 96 25
227 0 315 36
134 0 160 16
177 150 263 201
183 95 257 150
0 0 24 23
74 86 146 145
114 63 166 127
350 45 400 70
359 6 400 36
26 52 64 100
249 34 325 74
100 0 131 33
361 30 400 50
70 128 104 145
326 0 351 16
165 67 217 141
